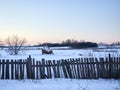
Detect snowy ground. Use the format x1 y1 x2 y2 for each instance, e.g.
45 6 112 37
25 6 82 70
0 79 120 90
0 47 120 60
0 47 120 90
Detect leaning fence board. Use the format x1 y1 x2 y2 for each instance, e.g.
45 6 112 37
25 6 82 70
78 59 82 79
73 59 77 79
61 60 68 78
92 58 97 79
79 58 83 79
95 58 99 79
76 58 80 79
52 60 56 78
70 59 74 78
57 60 60 78
81 58 85 79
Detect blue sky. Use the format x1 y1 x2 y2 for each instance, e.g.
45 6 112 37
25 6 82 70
0 0 120 44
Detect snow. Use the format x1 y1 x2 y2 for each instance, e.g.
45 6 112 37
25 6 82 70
0 48 120 60
0 47 120 90
0 79 119 90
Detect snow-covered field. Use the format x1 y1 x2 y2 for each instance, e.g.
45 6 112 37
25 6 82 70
0 47 120 90
0 47 120 60
0 79 120 90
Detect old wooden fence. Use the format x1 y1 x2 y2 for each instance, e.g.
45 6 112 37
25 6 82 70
0 54 120 79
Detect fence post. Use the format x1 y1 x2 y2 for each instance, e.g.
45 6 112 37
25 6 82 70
108 54 112 78
11 60 14 79
41 59 45 79
1 60 5 79
6 60 9 79
27 55 32 79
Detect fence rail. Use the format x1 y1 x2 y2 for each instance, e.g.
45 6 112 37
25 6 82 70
0 54 120 79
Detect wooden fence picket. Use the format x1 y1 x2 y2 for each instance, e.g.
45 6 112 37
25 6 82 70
1 60 5 79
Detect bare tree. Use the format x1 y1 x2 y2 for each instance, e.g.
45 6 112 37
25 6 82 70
5 35 27 55
0 40 3 45
0 40 4 50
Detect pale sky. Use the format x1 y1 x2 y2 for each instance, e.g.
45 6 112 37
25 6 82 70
0 0 120 44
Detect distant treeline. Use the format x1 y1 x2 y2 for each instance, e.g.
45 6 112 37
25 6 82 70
36 39 98 49
70 42 98 49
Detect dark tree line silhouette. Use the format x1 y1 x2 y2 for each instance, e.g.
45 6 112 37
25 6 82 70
37 39 98 49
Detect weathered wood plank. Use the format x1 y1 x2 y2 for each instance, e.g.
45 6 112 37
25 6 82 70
76 58 80 79
36 61 39 79
41 59 45 79
1 60 5 79
57 60 60 78
48 60 52 78
61 60 68 78
11 60 14 79
39 61 42 79
52 60 57 78
32 59 35 79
